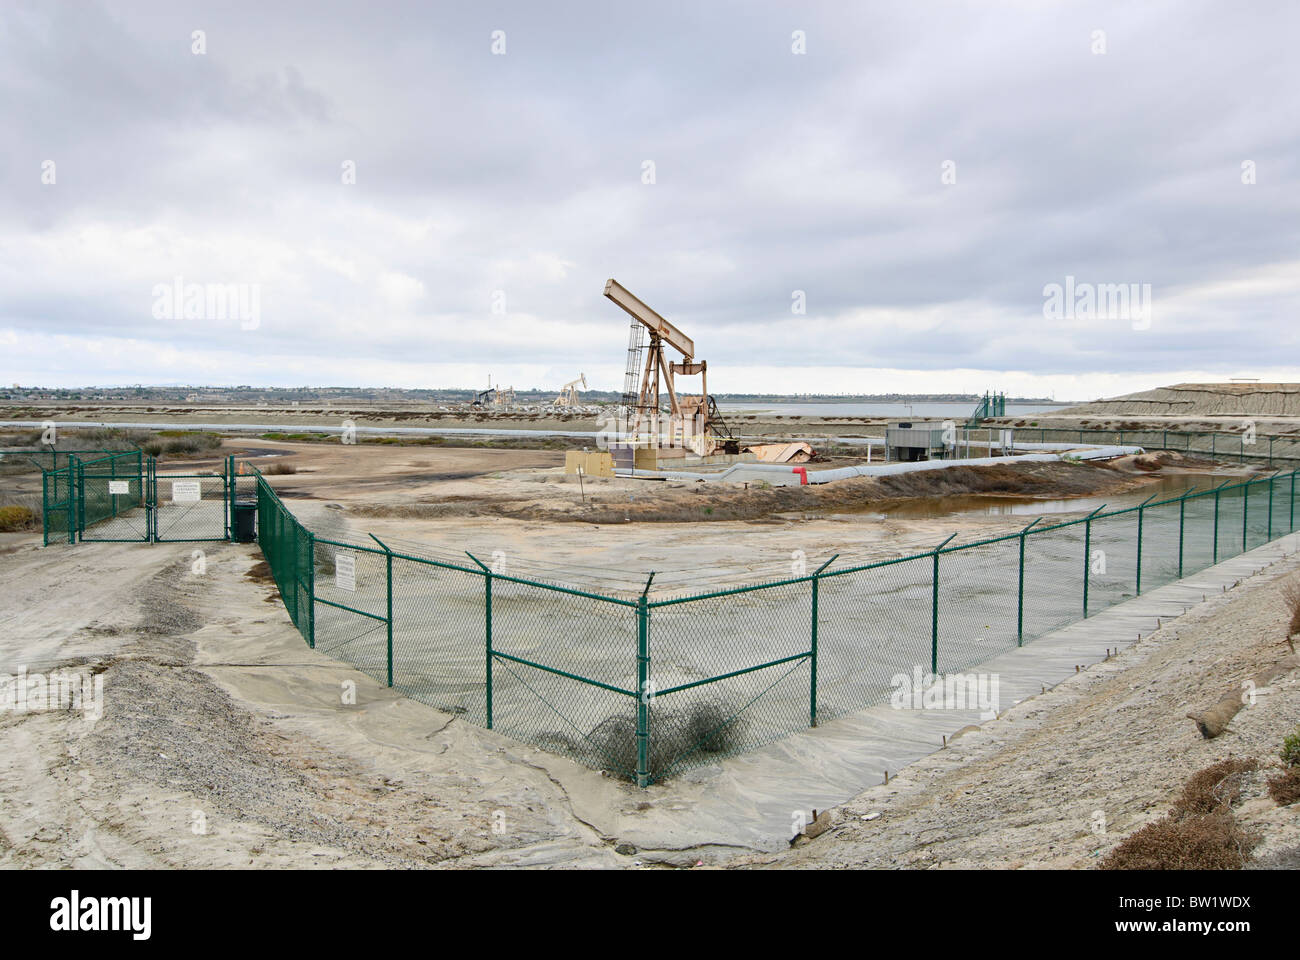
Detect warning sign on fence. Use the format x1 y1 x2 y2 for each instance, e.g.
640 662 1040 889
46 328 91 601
335 551 356 592
108 480 130 495
172 480 201 502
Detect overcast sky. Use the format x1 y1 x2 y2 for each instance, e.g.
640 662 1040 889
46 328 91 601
2 0 1298 399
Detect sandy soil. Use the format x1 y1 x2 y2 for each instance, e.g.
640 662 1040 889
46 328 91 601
0 538 637 868
741 555 1300 869
3 430 1294 871
3 527 1297 869
1061 383 1300 420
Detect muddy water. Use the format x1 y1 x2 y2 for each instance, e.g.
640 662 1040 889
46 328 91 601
851 471 1231 522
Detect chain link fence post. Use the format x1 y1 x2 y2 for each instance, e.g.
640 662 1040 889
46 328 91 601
466 552 493 726
68 456 78 543
809 555 838 727
1135 494 1156 596
1017 518 1040 645
371 534 395 689
224 454 233 541
1268 474 1274 540
1177 485 1197 578
810 573 818 727
636 572 655 788
73 454 84 541
1242 477 1250 552
1213 483 1222 563
1082 504 1106 617
306 528 316 649
1083 512 1092 616
930 534 956 673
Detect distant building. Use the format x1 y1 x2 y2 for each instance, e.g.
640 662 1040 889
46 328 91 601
885 421 949 461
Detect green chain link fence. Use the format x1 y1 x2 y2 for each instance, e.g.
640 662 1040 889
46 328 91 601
23 447 1300 785
76 450 148 542
991 426 1300 464
34 449 232 545
241 459 1300 787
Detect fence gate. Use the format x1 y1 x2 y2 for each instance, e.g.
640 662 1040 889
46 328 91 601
41 463 77 545
42 453 234 544
151 458 230 542
76 451 149 543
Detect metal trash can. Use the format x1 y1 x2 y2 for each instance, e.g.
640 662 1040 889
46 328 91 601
232 500 257 543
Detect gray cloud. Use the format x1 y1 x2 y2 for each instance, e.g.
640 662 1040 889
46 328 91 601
2 0 1298 394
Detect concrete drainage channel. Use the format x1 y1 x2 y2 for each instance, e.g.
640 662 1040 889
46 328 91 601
620 531 1300 855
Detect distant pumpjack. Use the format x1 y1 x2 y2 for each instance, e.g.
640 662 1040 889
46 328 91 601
554 373 587 408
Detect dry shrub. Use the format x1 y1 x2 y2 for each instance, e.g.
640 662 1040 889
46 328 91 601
265 461 297 475
1278 577 1300 640
1101 759 1261 870
586 697 746 782
1267 768 1300 806
1172 757 1258 817
1100 811 1260 870
0 505 36 531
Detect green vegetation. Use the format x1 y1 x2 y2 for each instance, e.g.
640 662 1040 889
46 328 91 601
1281 727 1300 768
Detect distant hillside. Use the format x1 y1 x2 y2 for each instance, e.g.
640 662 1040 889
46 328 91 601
1062 383 1300 418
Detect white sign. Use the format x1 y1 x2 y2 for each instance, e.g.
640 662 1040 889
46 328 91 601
335 552 356 592
108 480 130 495
172 480 201 502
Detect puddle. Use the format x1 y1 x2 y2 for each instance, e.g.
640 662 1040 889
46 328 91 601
845 472 1235 522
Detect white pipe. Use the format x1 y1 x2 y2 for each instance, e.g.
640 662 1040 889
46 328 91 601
615 446 1144 486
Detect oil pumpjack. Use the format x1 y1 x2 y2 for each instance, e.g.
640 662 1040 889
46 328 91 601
603 278 734 456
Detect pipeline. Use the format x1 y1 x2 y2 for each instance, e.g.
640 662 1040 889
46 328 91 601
615 446 1144 486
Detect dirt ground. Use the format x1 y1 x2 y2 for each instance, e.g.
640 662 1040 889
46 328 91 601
3 430 1295 870
2 526 1297 869
0 538 636 868
1058 382 1300 420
